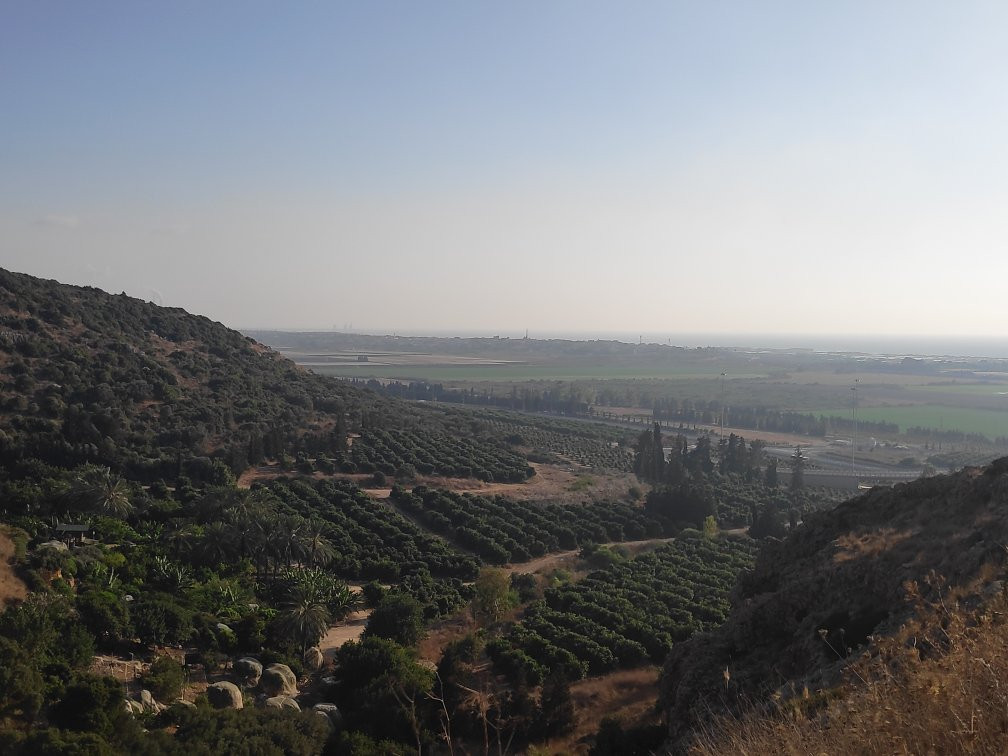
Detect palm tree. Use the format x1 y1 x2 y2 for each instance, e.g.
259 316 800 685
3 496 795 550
277 582 331 652
88 467 133 518
302 520 335 567
63 465 133 518
196 522 236 566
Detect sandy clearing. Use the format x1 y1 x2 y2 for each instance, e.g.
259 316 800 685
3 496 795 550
319 609 371 659
238 461 639 502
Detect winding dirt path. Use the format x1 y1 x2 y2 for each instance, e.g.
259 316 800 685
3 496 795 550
507 536 678 575
319 609 372 659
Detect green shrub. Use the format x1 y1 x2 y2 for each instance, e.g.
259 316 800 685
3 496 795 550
141 656 184 702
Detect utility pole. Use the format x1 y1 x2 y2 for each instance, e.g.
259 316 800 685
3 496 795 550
720 372 727 442
851 378 860 478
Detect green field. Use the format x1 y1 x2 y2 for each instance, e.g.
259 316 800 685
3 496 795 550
816 405 1008 439
906 382 1008 398
309 363 767 382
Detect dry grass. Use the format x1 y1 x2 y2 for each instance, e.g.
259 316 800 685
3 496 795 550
690 573 1008 755
541 667 663 755
832 527 916 563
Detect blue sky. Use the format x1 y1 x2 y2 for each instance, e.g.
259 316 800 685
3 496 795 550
3 2 1007 339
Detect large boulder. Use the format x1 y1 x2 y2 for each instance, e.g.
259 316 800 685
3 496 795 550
303 646 324 671
260 663 298 696
235 657 263 685
313 703 343 730
265 695 301 711
139 689 164 712
207 681 243 710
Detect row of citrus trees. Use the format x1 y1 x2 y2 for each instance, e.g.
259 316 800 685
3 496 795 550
390 486 675 564
266 478 480 581
487 535 756 684
486 418 634 470
337 428 535 482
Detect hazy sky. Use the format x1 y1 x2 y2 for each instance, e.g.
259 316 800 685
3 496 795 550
3 2 1007 337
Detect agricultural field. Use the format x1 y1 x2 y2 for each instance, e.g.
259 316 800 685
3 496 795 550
340 427 535 482
487 535 757 683
310 362 747 381
484 417 635 470
390 487 673 564
260 332 1008 444
814 405 1008 440
266 477 479 581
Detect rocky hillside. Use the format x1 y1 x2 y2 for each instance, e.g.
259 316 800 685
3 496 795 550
0 268 526 483
661 459 1008 751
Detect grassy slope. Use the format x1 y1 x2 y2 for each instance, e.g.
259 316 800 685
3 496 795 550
660 458 1008 751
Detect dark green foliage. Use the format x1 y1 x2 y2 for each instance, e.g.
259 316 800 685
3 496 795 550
645 480 717 528
489 536 756 682
49 674 138 742
131 593 194 646
141 656 185 702
330 636 435 746
169 706 330 755
265 478 479 580
345 427 534 483
332 731 410 755
534 669 575 739
0 729 117 756
366 593 425 646
76 589 130 648
393 486 673 565
361 580 387 609
0 594 95 689
0 268 532 488
0 637 44 721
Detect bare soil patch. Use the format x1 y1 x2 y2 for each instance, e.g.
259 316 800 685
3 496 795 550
0 531 27 608
320 609 371 659
238 461 639 504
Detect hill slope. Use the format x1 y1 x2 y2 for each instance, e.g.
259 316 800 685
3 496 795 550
661 459 1008 751
0 268 529 482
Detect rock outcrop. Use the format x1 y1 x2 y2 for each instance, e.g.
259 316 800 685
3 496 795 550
260 663 298 697
207 681 244 710
235 657 263 685
265 695 301 711
313 702 343 730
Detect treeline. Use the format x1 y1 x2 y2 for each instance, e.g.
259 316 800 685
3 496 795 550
633 425 848 530
360 377 900 440
356 378 591 416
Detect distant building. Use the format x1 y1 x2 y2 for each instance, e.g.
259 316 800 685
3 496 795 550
53 523 93 546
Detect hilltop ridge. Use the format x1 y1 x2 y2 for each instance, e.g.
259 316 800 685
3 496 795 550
661 458 1008 751
0 268 528 483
